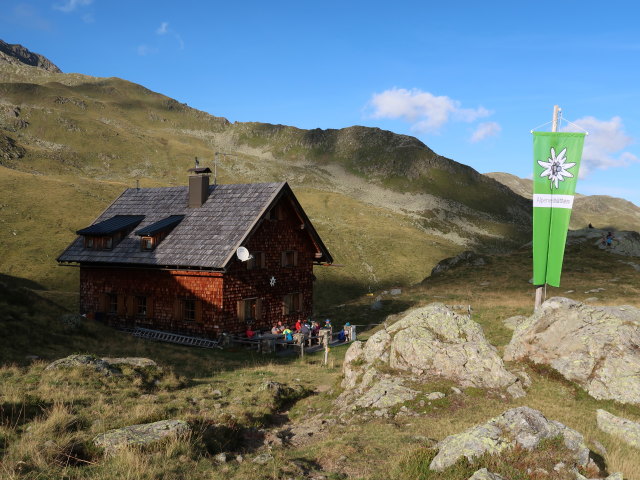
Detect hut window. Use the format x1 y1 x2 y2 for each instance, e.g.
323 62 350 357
141 237 154 251
238 298 262 322
84 237 94 249
283 293 303 315
103 236 113 250
247 251 265 270
108 293 118 314
281 250 298 267
136 296 147 317
183 298 196 322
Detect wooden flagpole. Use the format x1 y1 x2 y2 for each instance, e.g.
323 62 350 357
534 105 560 311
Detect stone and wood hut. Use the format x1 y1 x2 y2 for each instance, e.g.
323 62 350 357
57 170 333 337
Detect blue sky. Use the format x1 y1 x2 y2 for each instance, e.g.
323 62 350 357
3 0 640 206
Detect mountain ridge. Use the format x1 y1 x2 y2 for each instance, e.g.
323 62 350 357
0 39 61 72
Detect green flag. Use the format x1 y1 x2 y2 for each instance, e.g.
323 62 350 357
533 132 585 287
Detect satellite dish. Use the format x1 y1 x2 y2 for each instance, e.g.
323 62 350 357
236 246 252 262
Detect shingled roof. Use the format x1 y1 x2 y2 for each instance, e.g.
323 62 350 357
57 182 332 269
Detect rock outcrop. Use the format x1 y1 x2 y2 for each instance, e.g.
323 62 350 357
0 39 62 72
45 354 121 376
93 419 190 454
468 469 505 480
429 250 488 277
339 304 525 411
429 406 590 471
596 409 640 449
45 355 158 376
504 297 640 405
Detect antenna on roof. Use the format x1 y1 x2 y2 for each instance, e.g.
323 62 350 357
236 246 253 262
136 179 139 190
194 156 199 168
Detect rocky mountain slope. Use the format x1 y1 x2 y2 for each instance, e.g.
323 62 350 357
0 39 61 72
485 172 640 232
0 54 533 303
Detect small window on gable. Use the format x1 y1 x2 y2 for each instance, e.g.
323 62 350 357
85 237 94 249
246 251 265 270
266 204 284 221
103 236 113 250
281 250 298 267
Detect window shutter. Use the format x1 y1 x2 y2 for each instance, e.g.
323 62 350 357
282 295 290 315
99 294 108 312
259 252 266 268
293 251 298 267
195 300 203 323
126 296 135 317
237 300 245 321
297 293 304 312
281 251 286 267
147 297 154 319
117 295 126 316
256 299 262 320
173 298 182 321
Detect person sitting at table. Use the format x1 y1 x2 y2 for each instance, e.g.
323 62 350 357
271 323 280 335
311 321 320 344
282 326 293 342
300 322 310 342
295 319 302 332
246 326 256 339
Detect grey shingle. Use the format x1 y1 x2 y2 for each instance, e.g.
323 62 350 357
57 182 284 269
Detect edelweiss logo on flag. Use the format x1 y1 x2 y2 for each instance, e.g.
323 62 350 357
537 147 576 189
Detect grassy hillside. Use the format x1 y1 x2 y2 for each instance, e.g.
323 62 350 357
485 171 640 232
1 236 639 479
0 61 533 307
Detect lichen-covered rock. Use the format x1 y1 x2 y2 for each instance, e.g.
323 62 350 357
353 377 418 409
101 357 157 368
93 419 190 454
45 354 121 376
429 406 590 471
468 468 505 480
504 297 640 405
596 409 640 449
502 315 526 331
339 304 525 411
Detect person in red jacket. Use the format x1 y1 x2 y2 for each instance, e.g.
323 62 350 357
295 319 302 332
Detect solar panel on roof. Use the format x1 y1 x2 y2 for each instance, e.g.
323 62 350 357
76 215 144 235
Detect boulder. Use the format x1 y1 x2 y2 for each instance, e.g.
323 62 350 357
429 406 590 471
502 315 526 331
504 297 640 405
596 409 640 449
101 357 157 368
338 304 525 412
45 354 121 376
93 419 190 454
429 251 488 277
468 469 505 480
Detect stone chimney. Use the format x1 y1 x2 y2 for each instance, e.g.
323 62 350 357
187 167 212 208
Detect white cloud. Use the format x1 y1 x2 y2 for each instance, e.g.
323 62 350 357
53 0 92 13
562 116 638 176
156 21 169 35
137 44 156 56
367 87 491 133
471 121 501 142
